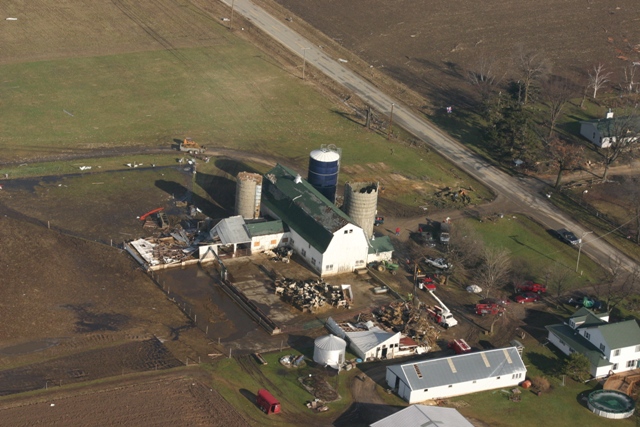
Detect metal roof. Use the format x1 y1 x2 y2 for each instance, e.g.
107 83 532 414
346 327 399 354
598 320 640 350
261 164 355 252
389 347 526 391
370 405 474 427
368 235 394 254
211 216 251 244
314 334 347 351
244 220 285 237
546 324 611 368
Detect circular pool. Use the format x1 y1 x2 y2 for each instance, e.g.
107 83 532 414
587 389 635 419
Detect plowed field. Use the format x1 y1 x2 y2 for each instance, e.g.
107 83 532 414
0 371 250 427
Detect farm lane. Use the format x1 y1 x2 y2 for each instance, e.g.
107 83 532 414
219 0 637 272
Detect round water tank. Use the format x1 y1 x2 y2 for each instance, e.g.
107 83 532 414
313 334 347 369
235 172 263 219
308 148 340 203
343 182 378 239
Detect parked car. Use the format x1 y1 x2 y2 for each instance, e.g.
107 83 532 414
514 292 541 304
556 228 581 245
516 281 547 294
479 297 509 306
424 257 451 270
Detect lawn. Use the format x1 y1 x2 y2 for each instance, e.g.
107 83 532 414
452 341 636 427
469 214 602 286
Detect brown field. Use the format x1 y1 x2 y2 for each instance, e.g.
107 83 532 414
0 370 250 427
271 0 640 108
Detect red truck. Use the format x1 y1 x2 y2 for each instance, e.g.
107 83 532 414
257 389 281 415
475 303 506 316
516 281 546 294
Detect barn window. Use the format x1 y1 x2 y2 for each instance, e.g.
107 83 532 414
627 360 636 368
600 344 605 352
423 389 428 392
448 385 452 388
349 229 353 233
344 230 349 234
311 258 316 265
614 349 620 356
254 241 260 247
282 237 289 243
584 332 590 340
497 377 501 380
613 363 619 370
472 380 476 383
636 345 640 352
301 249 306 257
270 240 277 245
326 265 333 270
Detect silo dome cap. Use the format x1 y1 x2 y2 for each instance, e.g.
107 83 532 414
314 334 347 350
310 149 340 162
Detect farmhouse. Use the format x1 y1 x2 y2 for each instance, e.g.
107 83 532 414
546 307 640 378
385 347 526 403
579 111 640 148
370 404 474 427
261 164 393 276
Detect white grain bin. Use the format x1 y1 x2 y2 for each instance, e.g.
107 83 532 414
313 334 347 369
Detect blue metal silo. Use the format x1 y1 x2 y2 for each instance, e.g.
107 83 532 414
308 146 341 203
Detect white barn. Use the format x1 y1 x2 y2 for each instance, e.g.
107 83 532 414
261 164 392 276
579 113 640 148
386 347 526 403
546 307 640 378
370 405 474 427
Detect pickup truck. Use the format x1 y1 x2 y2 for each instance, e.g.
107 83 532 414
556 228 580 245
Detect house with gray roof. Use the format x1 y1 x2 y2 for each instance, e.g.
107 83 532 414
261 164 393 276
546 307 640 378
370 405 474 427
386 347 526 403
579 110 640 148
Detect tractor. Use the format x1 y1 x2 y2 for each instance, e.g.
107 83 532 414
372 260 399 275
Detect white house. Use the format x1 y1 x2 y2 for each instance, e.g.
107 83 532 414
370 405 474 427
546 307 640 378
261 164 393 276
386 347 526 403
579 111 640 148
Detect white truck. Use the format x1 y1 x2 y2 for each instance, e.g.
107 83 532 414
426 290 458 328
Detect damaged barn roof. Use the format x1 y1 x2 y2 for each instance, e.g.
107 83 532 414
261 164 354 253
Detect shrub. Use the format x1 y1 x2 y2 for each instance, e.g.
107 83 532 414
530 376 552 393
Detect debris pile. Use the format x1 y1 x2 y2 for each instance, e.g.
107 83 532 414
306 399 329 412
274 278 352 312
374 301 439 347
279 354 305 368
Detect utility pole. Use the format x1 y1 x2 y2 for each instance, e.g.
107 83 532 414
387 103 395 140
230 0 236 30
576 231 594 272
302 47 310 80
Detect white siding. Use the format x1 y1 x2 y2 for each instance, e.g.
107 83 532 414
322 224 369 275
250 232 285 253
586 328 608 356
607 345 640 374
287 228 324 275
548 332 573 357
405 375 524 403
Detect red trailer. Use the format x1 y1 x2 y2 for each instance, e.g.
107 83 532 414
448 339 471 355
256 389 281 415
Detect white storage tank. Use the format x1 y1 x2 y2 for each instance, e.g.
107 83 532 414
313 334 347 369
235 172 263 219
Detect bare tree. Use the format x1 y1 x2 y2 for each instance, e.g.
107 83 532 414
468 55 502 101
620 63 639 95
542 76 576 137
588 63 612 99
591 257 640 312
597 106 640 181
476 247 512 298
544 264 574 307
547 137 585 188
448 222 485 282
515 48 550 104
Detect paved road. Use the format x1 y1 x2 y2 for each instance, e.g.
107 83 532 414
221 0 637 272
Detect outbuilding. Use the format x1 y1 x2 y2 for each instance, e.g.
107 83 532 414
370 404 474 427
386 347 526 403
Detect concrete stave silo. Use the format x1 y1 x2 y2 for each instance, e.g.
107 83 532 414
343 181 378 239
235 172 263 219
307 146 341 203
313 334 347 369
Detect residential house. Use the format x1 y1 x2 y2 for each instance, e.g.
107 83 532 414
546 307 640 378
579 111 640 148
386 347 526 403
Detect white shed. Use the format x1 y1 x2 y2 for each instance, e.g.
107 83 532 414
386 347 526 403
313 334 347 369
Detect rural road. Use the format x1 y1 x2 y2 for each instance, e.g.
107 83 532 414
221 0 637 272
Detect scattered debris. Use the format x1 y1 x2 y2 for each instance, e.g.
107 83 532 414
279 354 305 368
78 166 91 171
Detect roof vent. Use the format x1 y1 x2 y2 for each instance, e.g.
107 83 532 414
294 174 302 184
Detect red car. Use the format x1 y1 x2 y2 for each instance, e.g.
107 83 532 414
515 292 541 304
516 281 547 294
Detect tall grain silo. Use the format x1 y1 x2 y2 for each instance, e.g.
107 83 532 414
343 181 378 239
307 145 341 203
235 172 263 219
313 334 347 369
